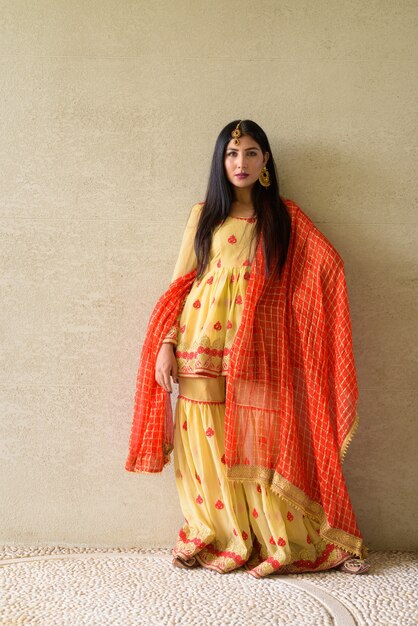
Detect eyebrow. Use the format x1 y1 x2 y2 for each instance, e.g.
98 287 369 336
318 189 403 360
226 146 260 151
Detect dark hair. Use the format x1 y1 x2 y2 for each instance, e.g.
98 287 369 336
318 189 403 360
194 119 291 281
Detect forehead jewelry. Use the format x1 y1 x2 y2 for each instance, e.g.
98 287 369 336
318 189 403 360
231 121 242 145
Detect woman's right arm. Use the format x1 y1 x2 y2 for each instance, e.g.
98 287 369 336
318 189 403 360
156 202 203 391
160 202 203 347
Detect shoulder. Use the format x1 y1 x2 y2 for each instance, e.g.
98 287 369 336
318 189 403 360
184 202 204 229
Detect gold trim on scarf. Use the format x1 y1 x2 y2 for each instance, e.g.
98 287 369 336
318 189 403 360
340 412 360 464
225 464 368 559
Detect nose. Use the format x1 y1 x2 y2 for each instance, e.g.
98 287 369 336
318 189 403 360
237 153 248 169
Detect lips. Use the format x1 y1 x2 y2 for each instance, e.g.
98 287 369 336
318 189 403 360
235 173 249 179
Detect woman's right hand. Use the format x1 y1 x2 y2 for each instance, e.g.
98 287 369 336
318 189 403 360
155 343 179 393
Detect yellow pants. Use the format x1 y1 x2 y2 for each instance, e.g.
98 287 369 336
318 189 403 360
172 376 351 577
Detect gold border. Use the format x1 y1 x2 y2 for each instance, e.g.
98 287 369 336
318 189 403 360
340 412 360 464
226 464 368 559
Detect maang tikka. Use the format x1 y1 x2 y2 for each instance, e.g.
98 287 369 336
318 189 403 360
231 121 242 145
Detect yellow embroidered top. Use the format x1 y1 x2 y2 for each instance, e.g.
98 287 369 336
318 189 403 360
162 202 257 377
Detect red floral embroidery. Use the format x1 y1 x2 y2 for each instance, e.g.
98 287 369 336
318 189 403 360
217 259 221 268
269 536 276 545
196 495 203 504
226 320 233 329
220 453 226 464
287 511 294 521
215 500 224 509
182 420 187 430
244 271 251 280
256 484 262 493
206 427 215 437
252 508 259 518
180 324 186 333
277 537 286 546
193 299 201 308
243 259 251 266
195 471 201 483
206 275 214 284
266 556 281 568
230 274 235 282
228 234 237 244
236 295 243 304
242 530 248 540
214 321 222 331
307 534 312 544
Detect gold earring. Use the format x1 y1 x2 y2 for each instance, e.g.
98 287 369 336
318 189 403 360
259 165 270 187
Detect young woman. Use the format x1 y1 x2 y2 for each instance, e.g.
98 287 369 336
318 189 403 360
126 119 371 577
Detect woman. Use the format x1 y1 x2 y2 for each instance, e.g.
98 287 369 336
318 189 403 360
125 120 370 577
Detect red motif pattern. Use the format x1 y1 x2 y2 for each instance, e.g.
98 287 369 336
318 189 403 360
206 427 215 437
242 530 248 540
252 508 259 518
277 537 286 546
206 275 214 284
230 274 235 282
233 528 238 536
193 299 201 308
242 259 250 266
287 511 294 521
215 500 224 509
182 420 187 430
214 321 222 331
195 471 201 483
180 324 186 333
228 235 237 244
244 271 251 280
178 528 207 549
196 495 203 504
269 536 276 545
221 454 226 464
236 295 243 304
216 259 221 268
256 484 262 493
226 320 233 329
266 556 281 569
307 534 312 544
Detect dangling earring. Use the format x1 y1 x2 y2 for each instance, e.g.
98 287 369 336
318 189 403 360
259 165 270 188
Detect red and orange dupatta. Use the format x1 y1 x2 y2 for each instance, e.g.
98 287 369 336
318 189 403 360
125 198 368 558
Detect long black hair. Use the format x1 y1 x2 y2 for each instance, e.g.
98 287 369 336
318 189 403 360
194 119 291 281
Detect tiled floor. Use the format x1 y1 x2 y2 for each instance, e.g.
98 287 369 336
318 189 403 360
1 546 417 625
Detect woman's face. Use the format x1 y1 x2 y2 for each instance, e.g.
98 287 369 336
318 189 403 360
224 134 269 191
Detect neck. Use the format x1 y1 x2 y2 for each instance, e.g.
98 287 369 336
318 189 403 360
232 186 254 208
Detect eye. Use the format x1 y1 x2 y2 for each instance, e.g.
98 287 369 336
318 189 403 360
226 151 237 156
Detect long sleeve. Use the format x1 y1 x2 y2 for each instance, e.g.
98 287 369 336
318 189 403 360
161 202 203 345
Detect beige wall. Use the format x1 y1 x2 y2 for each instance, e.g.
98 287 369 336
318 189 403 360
1 1 417 551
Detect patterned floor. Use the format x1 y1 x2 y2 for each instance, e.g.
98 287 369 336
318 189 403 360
1 546 417 625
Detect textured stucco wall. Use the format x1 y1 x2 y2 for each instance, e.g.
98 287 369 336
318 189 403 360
1 1 417 550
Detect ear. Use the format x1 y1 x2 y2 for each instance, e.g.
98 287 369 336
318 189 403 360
263 151 270 166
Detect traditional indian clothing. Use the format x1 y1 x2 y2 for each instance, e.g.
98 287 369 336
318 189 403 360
125 197 369 577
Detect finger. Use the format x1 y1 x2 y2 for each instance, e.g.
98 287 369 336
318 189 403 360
163 372 172 393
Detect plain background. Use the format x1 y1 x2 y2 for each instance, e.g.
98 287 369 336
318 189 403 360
1 0 417 550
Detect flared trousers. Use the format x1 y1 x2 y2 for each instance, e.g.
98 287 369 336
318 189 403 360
172 375 352 578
